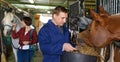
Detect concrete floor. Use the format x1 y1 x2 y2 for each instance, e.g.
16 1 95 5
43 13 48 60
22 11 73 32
7 50 43 62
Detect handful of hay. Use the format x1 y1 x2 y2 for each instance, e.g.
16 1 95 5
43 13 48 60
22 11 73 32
74 44 99 56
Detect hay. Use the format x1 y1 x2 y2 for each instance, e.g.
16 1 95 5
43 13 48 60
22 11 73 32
1 53 7 62
74 44 99 56
0 29 7 62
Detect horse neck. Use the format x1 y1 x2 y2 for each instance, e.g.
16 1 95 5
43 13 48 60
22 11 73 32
108 15 120 28
14 15 22 31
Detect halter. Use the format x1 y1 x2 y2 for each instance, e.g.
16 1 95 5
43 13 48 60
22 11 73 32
3 23 14 35
4 24 13 29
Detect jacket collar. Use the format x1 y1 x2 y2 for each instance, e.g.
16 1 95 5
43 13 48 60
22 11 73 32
47 19 65 34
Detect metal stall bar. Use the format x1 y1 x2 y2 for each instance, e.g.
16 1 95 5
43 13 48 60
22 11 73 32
100 0 120 14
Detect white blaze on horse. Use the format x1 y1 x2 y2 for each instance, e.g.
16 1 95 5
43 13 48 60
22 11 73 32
2 12 14 36
2 11 22 62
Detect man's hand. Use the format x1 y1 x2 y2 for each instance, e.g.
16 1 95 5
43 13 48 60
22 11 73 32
63 43 77 52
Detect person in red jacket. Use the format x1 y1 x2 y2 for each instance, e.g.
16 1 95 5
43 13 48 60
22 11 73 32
12 16 38 62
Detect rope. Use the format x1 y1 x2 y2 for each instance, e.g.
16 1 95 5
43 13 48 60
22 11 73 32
3 24 12 29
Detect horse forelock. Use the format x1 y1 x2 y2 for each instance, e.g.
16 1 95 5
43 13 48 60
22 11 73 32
2 12 14 25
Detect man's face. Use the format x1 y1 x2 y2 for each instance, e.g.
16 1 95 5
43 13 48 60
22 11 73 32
53 12 68 26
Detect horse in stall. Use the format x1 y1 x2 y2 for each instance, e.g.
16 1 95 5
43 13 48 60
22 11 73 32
77 6 120 62
67 11 100 62
2 8 22 62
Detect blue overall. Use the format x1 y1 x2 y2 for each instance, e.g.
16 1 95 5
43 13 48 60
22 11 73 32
38 20 70 62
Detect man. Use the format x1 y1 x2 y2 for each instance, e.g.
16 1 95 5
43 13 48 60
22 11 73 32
38 6 77 62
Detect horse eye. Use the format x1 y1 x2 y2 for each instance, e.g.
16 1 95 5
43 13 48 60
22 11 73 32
11 20 14 23
88 29 91 32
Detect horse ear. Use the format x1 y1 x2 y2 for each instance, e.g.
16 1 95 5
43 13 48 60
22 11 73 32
90 10 105 26
90 10 101 20
99 6 110 16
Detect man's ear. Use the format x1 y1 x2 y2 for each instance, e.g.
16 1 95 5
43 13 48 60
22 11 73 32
53 14 57 18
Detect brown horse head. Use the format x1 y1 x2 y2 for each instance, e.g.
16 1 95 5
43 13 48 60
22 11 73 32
78 6 120 48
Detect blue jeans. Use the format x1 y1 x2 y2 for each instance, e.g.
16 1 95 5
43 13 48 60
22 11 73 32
17 49 34 62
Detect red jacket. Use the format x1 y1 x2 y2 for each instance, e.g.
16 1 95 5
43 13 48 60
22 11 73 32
12 27 38 46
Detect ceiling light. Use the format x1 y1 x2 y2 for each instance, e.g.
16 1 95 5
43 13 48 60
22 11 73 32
21 0 34 3
17 8 22 12
47 11 50 13
29 0 34 3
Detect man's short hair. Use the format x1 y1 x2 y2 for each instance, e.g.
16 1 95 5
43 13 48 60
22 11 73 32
52 6 68 15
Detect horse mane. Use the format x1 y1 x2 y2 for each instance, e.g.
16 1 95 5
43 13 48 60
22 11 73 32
13 14 23 31
111 13 120 16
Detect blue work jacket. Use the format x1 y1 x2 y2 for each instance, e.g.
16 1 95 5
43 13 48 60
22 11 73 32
38 20 70 62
